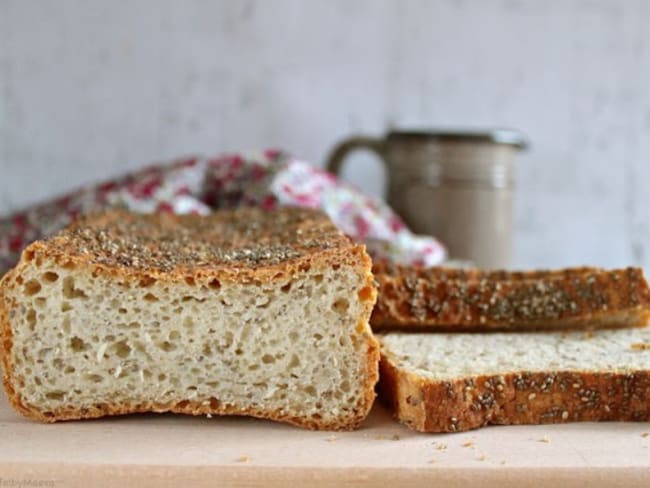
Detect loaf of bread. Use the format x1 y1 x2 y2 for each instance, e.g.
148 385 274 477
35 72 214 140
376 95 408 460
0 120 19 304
377 329 650 433
371 263 650 331
0 208 379 430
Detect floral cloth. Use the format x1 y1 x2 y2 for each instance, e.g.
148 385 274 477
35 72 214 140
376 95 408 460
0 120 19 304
0 150 446 275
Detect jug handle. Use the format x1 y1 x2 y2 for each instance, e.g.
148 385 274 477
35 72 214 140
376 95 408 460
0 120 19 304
325 136 385 176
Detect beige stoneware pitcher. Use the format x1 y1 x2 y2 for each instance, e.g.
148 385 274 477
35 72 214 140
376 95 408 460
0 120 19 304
326 129 527 268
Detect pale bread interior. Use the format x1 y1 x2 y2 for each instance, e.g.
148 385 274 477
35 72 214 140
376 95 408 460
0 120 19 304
8 257 373 424
379 329 650 380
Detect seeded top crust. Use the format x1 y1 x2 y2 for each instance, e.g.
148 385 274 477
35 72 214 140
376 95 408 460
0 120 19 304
371 263 650 329
34 207 353 276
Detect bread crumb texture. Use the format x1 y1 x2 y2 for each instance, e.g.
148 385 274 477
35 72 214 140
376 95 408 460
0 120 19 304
0 208 379 430
380 330 650 380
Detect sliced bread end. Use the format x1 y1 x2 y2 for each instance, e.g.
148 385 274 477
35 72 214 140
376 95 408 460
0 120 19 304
378 330 650 433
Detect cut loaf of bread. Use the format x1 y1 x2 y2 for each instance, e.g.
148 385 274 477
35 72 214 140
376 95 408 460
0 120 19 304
371 263 650 331
0 208 379 430
378 329 650 432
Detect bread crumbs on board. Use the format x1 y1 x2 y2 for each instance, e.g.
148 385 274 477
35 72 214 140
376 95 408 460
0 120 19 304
434 442 448 451
237 455 250 463
326 435 337 442
641 432 649 438
538 436 551 443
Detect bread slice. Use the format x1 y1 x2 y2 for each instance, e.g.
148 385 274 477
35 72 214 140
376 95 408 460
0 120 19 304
377 329 650 433
371 263 650 331
0 208 379 430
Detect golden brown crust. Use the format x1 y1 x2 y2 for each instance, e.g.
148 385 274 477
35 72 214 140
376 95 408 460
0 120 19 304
378 353 650 433
0 208 380 430
371 264 650 331
35 208 353 276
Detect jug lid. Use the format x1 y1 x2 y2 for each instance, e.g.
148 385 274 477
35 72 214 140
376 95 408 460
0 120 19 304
388 128 528 150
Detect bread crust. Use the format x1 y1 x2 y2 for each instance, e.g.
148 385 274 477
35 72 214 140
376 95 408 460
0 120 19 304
378 352 650 433
0 208 380 430
371 264 650 331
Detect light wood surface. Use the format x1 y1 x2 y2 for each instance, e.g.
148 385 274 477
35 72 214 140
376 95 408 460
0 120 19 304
1 389 649 487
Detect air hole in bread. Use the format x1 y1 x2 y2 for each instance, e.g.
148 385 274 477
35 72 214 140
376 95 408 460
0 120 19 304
24 280 42 296
358 286 373 301
26 309 37 329
70 336 89 352
143 293 159 302
42 272 59 283
139 276 156 287
62 277 88 299
209 279 221 290
332 298 349 314
113 340 131 358
46 391 65 401
281 283 291 293
158 340 176 352
262 354 275 364
288 354 300 369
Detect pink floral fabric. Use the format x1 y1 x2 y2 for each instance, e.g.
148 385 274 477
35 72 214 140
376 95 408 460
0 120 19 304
0 150 446 275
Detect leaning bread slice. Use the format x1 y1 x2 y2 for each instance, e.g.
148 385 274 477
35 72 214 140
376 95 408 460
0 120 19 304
377 329 650 432
0 208 379 430
371 263 650 331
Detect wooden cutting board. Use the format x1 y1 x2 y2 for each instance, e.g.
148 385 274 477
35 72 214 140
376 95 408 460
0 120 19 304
1 389 649 487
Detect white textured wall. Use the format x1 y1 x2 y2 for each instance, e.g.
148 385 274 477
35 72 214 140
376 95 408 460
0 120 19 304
1 0 649 268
